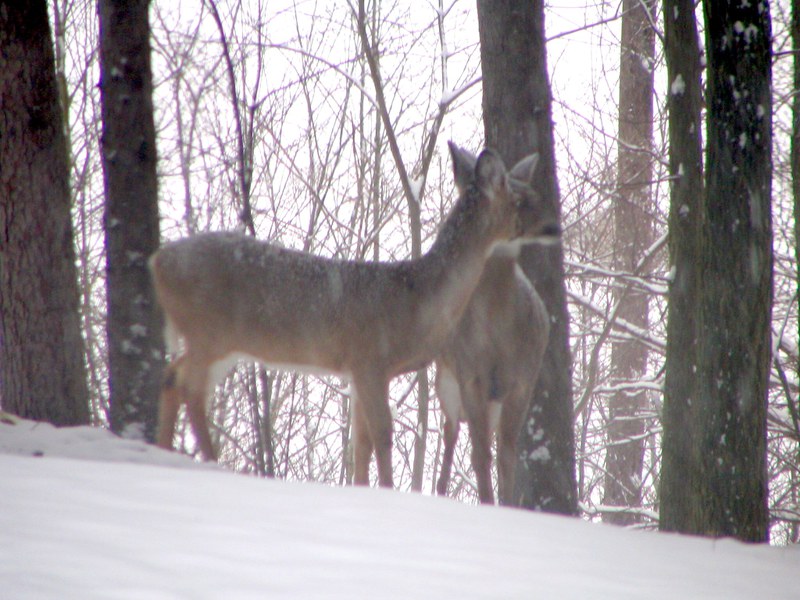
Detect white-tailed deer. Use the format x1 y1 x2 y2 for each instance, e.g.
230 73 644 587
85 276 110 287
435 163 551 505
150 142 560 489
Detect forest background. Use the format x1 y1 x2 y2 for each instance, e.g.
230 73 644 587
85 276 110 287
2 0 798 544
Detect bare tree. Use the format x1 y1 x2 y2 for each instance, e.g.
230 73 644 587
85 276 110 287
0 0 89 425
660 0 705 536
785 0 800 548
476 0 577 514
98 0 164 441
661 0 772 542
603 0 656 526
54 0 114 424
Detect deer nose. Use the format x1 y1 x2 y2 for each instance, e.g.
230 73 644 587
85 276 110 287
541 223 561 238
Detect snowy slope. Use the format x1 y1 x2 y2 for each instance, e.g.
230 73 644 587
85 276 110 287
1 418 797 599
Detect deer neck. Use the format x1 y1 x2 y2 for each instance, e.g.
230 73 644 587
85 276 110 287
474 250 520 316
479 246 521 294
415 189 501 337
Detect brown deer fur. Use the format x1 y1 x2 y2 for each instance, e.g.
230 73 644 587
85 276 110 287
150 142 559 489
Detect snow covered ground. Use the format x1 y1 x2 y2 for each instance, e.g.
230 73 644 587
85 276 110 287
1 417 797 599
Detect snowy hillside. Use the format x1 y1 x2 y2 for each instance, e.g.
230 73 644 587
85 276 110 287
1 418 796 599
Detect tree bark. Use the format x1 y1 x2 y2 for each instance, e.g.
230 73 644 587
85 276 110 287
603 0 656 526
695 0 772 542
477 0 577 514
660 0 705 535
98 0 164 441
0 0 90 425
661 0 772 542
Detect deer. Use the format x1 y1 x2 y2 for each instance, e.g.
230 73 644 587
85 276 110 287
434 154 552 506
149 141 560 490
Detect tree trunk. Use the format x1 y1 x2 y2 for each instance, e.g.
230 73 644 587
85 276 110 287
0 0 90 425
661 0 772 542
694 0 772 542
603 0 655 526
477 0 577 514
98 0 164 441
660 0 705 535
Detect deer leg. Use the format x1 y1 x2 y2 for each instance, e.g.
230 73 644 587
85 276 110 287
497 388 531 506
181 356 216 462
464 379 494 504
352 371 393 488
157 357 183 451
437 415 460 497
435 365 462 497
470 431 494 504
352 396 374 486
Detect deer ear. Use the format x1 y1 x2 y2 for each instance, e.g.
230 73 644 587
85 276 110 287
474 148 507 196
448 141 477 194
510 153 539 185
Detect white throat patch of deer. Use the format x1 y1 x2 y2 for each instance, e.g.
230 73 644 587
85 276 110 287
151 142 560 489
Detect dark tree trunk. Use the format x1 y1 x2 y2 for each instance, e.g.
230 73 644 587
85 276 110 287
660 0 706 535
477 0 577 515
98 0 164 441
0 0 89 425
662 0 772 543
695 0 772 542
603 0 655 526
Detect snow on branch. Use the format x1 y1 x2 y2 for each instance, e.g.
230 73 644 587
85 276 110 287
567 289 666 352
